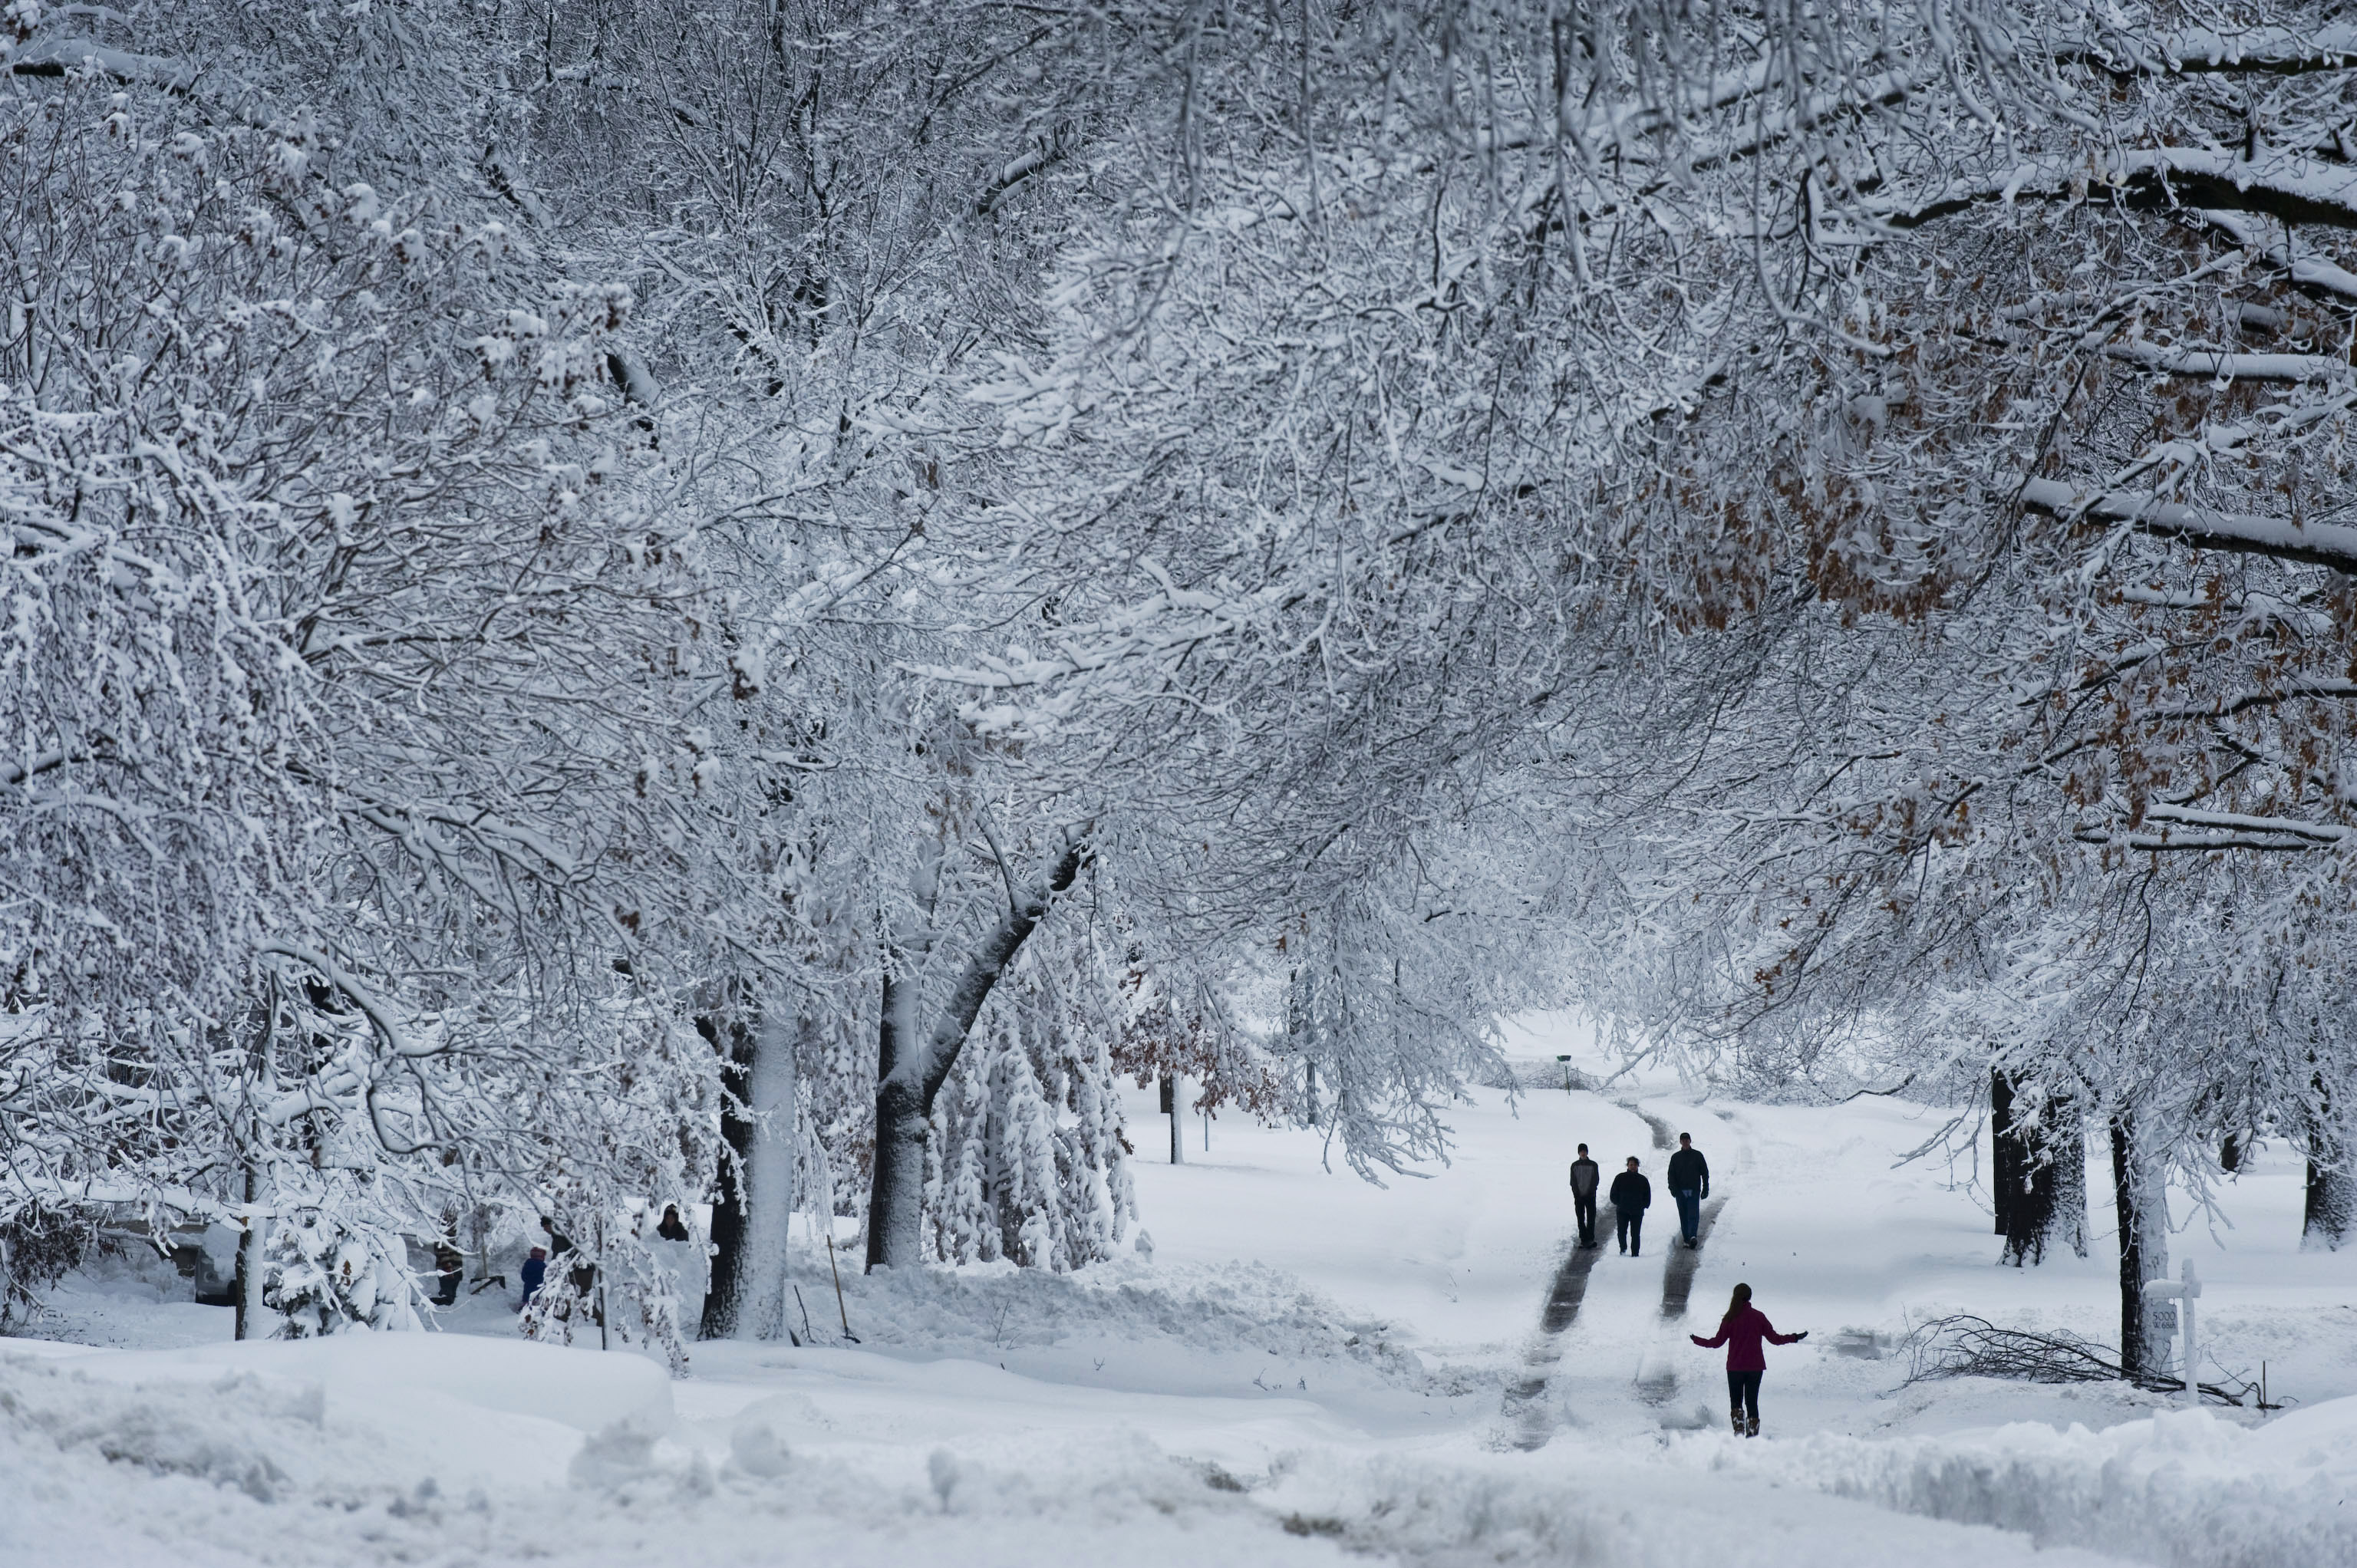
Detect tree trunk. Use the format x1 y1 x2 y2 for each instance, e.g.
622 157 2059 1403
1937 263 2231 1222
2306 1076 2349 1250
232 1158 264 1340
2002 1087 2087 1266
2110 1112 2174 1380
702 1013 754 1335
1991 1069 2022 1237
868 1072 931 1272
1160 1074 1183 1164
701 1006 799 1339
2306 1156 2349 1249
864 842 1085 1272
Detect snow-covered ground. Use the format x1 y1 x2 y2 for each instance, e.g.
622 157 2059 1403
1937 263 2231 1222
5 1015 2354 1567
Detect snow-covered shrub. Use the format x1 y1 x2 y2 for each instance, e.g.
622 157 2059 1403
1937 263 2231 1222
261 1209 420 1336
0 1199 87 1330
592 1234 694 1374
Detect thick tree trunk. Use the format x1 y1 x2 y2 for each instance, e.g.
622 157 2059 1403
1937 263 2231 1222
864 842 1085 1272
2306 1076 2349 1250
867 1074 931 1272
2306 1156 2349 1249
864 969 921 1272
2001 1087 2087 1266
702 1013 754 1336
702 1006 800 1339
1991 1070 2022 1237
1159 1075 1183 1164
232 1159 264 1340
2110 1112 2174 1380
2309 1070 2347 1254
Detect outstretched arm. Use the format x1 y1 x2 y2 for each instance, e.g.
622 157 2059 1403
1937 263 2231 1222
1691 1327 1728 1349
1761 1316 1806 1346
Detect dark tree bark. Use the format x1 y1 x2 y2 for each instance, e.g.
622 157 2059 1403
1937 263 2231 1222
2111 1111 2174 1379
865 842 1086 1271
2306 1074 2349 1251
1991 1070 2022 1237
1160 1074 1184 1164
1999 1084 2086 1267
865 969 925 1273
232 1158 261 1341
701 1012 757 1338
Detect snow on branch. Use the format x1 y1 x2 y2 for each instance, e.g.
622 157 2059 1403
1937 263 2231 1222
2063 22 2357 75
2012 476 2357 573
1888 145 2357 232
8 35 195 91
2102 340 2347 382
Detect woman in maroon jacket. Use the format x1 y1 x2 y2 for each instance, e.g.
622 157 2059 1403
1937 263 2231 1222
1689 1282 1807 1437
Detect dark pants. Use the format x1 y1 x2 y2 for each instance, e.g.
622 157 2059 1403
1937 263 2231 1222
1674 1188 1703 1244
1727 1368 1762 1421
1574 1192 1598 1247
1616 1208 1643 1255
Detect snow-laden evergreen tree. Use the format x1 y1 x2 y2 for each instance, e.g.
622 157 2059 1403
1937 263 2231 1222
261 1207 421 1336
925 931 1135 1271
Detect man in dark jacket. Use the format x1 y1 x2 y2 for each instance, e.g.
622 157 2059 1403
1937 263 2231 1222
1608 1157 1651 1256
1568 1145 1600 1249
1667 1133 1711 1248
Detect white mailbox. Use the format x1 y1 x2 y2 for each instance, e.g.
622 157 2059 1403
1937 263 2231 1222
2141 1259 2201 1408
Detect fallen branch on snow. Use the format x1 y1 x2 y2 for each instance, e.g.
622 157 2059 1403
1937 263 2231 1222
1900 1314 2277 1408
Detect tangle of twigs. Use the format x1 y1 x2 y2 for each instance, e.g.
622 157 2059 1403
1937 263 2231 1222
1902 1315 2277 1408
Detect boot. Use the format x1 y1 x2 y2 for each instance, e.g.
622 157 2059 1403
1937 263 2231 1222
1745 1414 1759 1438
1730 1409 1744 1438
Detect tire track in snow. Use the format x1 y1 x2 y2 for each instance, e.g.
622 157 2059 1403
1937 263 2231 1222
1496 1236 1605 1449
1496 1101 1740 1449
1636 1105 1746 1412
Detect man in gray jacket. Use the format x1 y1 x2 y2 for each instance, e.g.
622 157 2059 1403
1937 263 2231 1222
1568 1145 1600 1249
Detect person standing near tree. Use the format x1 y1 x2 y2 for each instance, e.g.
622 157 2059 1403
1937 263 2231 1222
1690 1282 1806 1438
1608 1156 1651 1257
518 1247 548 1311
1568 1144 1601 1249
1668 1133 1712 1249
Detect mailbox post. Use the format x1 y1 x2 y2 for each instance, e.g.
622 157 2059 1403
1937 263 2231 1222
2141 1258 2201 1408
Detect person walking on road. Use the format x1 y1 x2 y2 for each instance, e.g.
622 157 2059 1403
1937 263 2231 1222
1667 1133 1711 1248
1568 1144 1601 1249
1608 1156 1651 1257
1690 1283 1806 1438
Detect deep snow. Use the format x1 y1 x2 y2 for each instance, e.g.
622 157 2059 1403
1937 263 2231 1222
4 1014 2353 1568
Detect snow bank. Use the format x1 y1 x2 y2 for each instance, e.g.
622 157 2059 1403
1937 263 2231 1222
1248 1442 2126 1568
1674 1398 2357 1568
826 1253 1419 1376
54 1331 674 1436
0 1345 1363 1568
0 1329 675 1523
